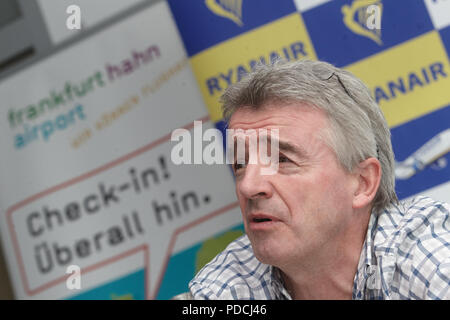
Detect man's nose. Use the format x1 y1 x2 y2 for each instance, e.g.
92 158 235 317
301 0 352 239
237 163 273 200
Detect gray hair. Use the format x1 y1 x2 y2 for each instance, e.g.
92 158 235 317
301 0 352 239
221 59 398 213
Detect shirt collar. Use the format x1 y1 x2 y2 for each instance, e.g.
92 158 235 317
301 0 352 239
352 211 379 299
353 205 400 299
270 265 292 300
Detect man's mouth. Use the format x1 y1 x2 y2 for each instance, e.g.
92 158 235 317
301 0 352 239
248 214 279 230
253 217 272 223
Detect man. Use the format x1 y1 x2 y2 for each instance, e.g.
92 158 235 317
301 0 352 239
188 59 450 300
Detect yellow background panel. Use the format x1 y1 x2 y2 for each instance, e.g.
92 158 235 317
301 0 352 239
190 13 317 122
346 31 450 128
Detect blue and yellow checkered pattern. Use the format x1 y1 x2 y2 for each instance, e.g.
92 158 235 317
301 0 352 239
167 0 450 201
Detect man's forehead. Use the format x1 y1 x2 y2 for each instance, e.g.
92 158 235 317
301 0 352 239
227 105 272 128
228 103 328 130
228 104 331 157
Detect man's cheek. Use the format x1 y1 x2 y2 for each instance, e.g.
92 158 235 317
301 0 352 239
237 197 248 221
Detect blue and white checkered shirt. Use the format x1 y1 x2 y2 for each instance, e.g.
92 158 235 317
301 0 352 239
189 196 450 299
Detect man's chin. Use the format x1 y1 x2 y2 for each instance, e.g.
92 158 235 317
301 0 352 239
249 235 285 266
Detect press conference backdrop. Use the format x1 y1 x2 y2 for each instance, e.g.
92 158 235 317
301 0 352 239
0 0 449 299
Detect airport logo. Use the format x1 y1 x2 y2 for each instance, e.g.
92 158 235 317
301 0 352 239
342 0 383 45
205 0 244 26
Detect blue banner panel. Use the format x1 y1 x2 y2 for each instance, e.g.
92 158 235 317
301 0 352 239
301 0 434 67
167 0 297 56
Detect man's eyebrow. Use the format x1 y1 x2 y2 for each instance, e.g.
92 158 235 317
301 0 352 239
278 140 308 158
228 132 308 160
260 133 308 158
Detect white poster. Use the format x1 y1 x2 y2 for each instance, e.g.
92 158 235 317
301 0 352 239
0 2 240 299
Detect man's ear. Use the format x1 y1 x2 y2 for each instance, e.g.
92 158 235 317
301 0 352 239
352 157 382 209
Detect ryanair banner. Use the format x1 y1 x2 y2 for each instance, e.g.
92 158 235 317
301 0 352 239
168 0 450 204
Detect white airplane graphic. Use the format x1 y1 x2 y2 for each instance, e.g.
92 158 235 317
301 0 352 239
395 129 450 180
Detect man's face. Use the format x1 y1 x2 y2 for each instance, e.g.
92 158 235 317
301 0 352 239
228 103 359 268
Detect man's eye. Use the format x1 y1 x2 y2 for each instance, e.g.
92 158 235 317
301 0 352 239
278 155 291 163
233 162 246 171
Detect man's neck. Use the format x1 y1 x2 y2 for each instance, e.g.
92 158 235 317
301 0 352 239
279 209 371 300
280 252 357 299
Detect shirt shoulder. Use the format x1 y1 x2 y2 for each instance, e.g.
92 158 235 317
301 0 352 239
188 235 273 300
377 196 450 299
396 196 450 246
376 196 450 243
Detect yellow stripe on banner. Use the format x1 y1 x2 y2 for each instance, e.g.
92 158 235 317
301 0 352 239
190 13 317 122
346 31 450 128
